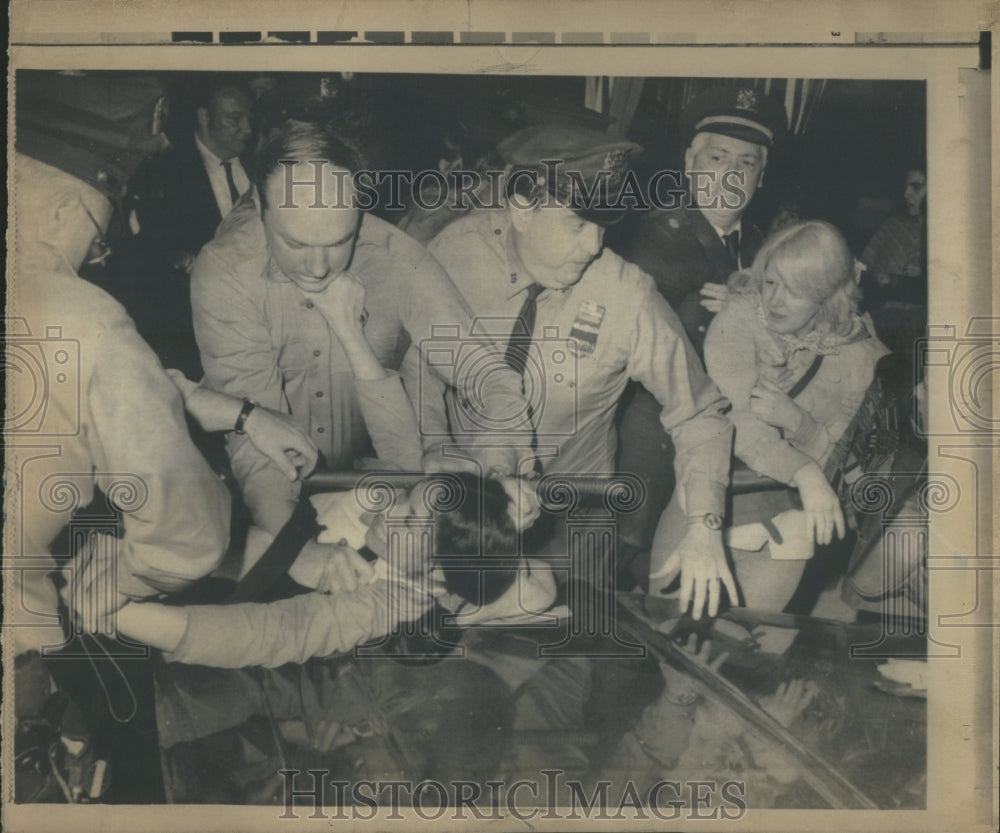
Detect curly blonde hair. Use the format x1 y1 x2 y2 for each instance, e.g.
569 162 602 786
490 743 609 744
742 220 862 339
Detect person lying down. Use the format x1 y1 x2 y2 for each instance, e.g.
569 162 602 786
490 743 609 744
109 473 559 668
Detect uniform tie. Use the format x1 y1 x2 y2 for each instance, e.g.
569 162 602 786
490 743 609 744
221 159 241 206
723 229 741 269
505 283 544 379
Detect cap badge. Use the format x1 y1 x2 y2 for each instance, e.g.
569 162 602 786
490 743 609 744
603 148 629 185
736 89 758 111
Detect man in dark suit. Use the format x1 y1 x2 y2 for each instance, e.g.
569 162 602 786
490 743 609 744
611 87 787 580
109 78 253 379
623 86 787 354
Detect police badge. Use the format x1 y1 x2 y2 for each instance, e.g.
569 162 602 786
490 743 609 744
568 300 606 355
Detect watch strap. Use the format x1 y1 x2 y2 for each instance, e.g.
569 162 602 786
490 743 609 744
234 398 257 434
687 512 723 530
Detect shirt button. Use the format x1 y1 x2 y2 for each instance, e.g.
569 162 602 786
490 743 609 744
313 349 321 357
494 228 502 235
569 381 576 389
306 301 314 309
316 391 324 398
317 426 325 433
698 325 706 333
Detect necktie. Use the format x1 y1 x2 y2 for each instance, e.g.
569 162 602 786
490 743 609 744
505 283 544 379
221 159 241 206
723 229 741 269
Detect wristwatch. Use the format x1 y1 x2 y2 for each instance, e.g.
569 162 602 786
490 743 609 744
688 512 723 530
234 398 258 434
662 688 699 707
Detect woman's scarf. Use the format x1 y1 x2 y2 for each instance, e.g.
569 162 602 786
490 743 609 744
752 291 873 360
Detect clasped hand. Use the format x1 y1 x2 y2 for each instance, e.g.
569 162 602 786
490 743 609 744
749 379 804 433
243 407 319 481
311 274 368 337
699 282 729 313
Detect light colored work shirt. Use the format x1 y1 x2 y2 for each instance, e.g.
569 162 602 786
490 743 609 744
427 210 733 516
192 196 526 534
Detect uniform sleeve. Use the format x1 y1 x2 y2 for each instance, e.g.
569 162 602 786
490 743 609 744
396 248 530 457
625 282 733 517
354 371 424 471
191 245 299 534
703 298 813 484
86 304 230 597
165 580 428 668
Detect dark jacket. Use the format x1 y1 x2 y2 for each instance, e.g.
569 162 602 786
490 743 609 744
128 136 228 265
619 204 763 355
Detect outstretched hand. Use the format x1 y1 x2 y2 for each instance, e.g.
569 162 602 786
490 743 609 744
651 524 738 620
759 678 819 727
659 636 729 701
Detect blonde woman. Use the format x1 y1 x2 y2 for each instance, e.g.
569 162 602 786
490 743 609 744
655 221 890 611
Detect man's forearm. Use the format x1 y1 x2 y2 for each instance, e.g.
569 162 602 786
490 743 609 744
671 417 733 518
182 382 249 433
233 448 301 535
336 326 388 382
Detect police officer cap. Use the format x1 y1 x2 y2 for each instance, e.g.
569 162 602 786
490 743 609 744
15 71 170 202
684 86 788 147
498 125 643 225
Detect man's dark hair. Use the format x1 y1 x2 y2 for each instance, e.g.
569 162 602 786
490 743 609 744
253 119 367 209
433 473 521 606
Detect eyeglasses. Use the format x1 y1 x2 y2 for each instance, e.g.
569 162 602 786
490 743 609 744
81 202 113 267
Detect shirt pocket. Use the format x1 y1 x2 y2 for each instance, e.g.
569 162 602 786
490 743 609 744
276 336 312 376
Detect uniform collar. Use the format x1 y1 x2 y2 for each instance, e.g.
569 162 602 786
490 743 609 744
499 215 545 301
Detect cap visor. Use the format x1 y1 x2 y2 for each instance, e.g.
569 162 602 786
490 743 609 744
695 124 772 147
570 204 630 226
